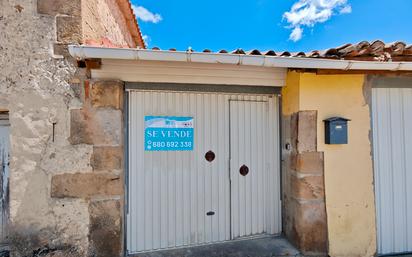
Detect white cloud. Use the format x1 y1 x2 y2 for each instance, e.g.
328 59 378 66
339 5 352 14
289 26 303 42
132 4 162 23
283 0 352 41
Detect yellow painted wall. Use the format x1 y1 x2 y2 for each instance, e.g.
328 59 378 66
282 71 300 115
284 71 377 257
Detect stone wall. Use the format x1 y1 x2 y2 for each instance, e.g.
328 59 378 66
52 80 125 257
38 0 139 56
1 0 89 255
282 110 328 256
37 0 82 57
1 1 130 256
82 0 137 47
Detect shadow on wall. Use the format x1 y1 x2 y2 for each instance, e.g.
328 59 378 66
7 224 82 257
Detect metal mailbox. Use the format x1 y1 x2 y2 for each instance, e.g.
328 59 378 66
323 117 350 144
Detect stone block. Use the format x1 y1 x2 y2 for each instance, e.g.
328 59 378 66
51 173 122 198
69 109 122 146
56 16 81 44
69 109 93 145
91 81 124 109
89 199 122 257
293 201 328 254
40 144 93 174
297 111 317 153
291 174 325 200
292 152 324 174
92 109 122 146
91 146 123 171
290 112 298 151
37 0 81 16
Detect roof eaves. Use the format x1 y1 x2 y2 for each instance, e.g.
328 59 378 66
117 0 146 49
68 45 412 71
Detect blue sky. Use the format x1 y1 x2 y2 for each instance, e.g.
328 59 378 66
131 0 412 52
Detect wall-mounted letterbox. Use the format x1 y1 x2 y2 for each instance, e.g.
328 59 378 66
323 117 350 144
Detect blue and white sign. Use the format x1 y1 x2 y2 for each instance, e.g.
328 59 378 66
145 116 194 151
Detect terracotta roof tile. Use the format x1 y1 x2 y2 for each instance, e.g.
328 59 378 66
262 50 276 56
147 41 412 62
247 49 262 55
404 45 412 55
118 0 145 48
279 51 291 57
231 49 246 55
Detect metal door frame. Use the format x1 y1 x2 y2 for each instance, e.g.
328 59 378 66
124 90 129 256
123 83 282 256
0 113 10 243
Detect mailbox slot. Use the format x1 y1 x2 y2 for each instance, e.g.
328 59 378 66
324 117 350 144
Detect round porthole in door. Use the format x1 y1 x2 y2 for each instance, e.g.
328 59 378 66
239 165 249 176
205 150 215 162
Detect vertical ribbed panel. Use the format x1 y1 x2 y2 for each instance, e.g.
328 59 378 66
267 96 282 234
0 124 9 242
372 87 412 255
229 96 281 239
128 91 281 253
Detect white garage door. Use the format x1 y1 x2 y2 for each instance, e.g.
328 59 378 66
127 90 281 254
372 87 412 255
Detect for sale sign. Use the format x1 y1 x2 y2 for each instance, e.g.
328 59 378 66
144 116 194 151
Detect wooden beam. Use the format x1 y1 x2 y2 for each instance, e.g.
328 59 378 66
316 69 412 75
85 59 102 70
290 68 412 76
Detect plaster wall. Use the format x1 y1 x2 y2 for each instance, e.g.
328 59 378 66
0 0 89 255
82 0 136 47
282 71 300 116
0 1 134 256
298 72 377 257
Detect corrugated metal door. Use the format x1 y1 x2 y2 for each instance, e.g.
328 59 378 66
127 91 280 254
372 87 412 255
0 118 9 243
230 99 281 239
